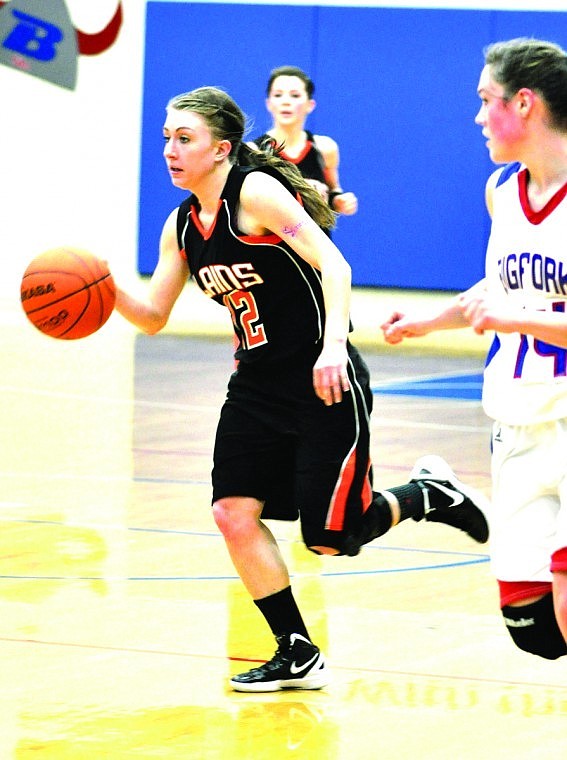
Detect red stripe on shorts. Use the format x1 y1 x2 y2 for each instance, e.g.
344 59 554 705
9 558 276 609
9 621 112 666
361 458 373 513
498 579 552 607
326 454 372 531
326 449 357 531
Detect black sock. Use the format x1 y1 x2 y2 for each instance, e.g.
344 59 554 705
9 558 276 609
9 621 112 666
254 586 310 641
386 482 425 521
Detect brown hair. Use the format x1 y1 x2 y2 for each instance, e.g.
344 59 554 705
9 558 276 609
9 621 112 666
168 86 335 228
266 66 315 98
484 38 567 131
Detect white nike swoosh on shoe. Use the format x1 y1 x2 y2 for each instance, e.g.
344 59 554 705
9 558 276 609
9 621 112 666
289 652 321 676
423 480 465 508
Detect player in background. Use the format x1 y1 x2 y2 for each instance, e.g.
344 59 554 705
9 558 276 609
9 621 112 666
114 85 489 692
382 38 567 660
251 65 358 222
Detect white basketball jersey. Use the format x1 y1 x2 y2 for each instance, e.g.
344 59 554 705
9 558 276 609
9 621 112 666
483 164 567 425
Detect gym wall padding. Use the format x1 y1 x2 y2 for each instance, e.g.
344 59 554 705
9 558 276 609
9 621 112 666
139 2 567 290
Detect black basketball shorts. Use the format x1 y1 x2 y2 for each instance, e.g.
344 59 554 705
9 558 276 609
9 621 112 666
211 345 374 552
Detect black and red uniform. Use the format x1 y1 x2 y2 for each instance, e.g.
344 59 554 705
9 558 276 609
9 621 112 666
176 164 372 553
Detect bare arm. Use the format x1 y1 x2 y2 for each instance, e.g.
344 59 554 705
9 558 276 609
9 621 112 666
314 134 358 216
114 208 189 334
381 280 486 344
240 171 352 404
382 167 504 345
460 289 567 347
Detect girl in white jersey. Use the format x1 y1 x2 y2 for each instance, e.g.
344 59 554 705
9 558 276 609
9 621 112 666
382 38 567 660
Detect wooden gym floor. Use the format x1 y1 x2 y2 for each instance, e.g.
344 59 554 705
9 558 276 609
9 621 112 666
1 317 566 759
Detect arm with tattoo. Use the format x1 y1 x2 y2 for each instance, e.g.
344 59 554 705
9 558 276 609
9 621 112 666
282 221 305 238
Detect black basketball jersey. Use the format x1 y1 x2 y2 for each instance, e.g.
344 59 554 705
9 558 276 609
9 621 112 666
176 165 326 365
254 131 327 185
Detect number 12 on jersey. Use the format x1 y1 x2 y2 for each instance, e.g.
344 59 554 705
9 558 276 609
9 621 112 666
224 290 268 349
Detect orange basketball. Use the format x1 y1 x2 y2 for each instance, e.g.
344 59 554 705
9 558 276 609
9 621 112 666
20 247 116 340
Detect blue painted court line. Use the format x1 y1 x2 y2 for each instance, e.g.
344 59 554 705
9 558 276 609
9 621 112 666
372 372 483 401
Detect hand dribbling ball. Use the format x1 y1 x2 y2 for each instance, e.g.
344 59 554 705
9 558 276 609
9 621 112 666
20 247 116 340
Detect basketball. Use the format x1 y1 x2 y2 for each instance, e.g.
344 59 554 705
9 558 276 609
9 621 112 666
20 247 116 340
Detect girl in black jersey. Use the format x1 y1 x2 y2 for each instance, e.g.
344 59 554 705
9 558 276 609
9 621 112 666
252 66 358 217
114 86 489 692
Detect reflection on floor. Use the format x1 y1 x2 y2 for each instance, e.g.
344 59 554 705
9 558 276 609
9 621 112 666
373 372 484 401
1 323 565 759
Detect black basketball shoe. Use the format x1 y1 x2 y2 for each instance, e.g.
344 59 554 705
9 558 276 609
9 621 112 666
230 633 329 692
410 455 490 543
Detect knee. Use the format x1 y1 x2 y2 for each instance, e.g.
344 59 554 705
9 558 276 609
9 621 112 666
212 500 229 536
212 498 254 542
553 592 567 628
308 545 340 556
301 523 342 556
502 593 567 660
552 570 567 626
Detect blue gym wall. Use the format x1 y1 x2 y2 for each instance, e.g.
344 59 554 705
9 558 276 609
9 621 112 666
138 2 567 290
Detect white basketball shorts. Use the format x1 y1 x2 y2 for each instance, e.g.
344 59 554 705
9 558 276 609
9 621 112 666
489 418 567 582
